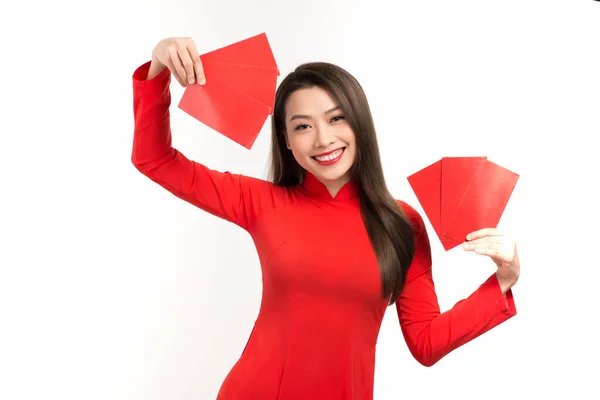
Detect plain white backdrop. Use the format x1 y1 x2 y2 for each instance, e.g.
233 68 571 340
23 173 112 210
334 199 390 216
2 0 599 399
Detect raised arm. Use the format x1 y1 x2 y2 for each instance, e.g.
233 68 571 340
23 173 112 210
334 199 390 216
131 38 276 231
395 202 517 367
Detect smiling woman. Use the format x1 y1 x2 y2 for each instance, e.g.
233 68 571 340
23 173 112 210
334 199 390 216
131 37 519 400
268 61 416 305
283 88 356 192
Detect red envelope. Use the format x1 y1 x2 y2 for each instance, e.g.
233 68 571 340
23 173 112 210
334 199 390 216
177 32 279 149
201 61 278 114
406 159 456 251
443 158 520 242
440 157 485 235
200 32 279 75
407 157 519 251
178 77 270 149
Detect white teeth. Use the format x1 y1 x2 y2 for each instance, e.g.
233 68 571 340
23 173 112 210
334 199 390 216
315 149 343 162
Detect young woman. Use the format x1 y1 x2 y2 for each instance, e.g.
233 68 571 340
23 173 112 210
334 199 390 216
131 37 520 400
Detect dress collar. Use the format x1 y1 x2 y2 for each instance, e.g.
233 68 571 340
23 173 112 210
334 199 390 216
301 171 359 202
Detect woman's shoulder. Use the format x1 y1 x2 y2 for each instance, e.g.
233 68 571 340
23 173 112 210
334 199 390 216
394 199 428 233
394 199 421 219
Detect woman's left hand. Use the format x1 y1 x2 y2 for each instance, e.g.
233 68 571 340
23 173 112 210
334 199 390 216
462 228 520 293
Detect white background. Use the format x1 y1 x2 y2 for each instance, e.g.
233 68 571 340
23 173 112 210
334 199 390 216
2 0 599 399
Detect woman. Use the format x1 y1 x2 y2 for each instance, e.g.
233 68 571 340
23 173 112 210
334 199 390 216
131 37 520 399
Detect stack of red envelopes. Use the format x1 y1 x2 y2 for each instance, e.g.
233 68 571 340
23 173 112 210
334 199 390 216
178 33 279 149
407 156 520 251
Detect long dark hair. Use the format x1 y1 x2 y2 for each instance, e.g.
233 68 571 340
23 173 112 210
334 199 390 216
267 62 416 305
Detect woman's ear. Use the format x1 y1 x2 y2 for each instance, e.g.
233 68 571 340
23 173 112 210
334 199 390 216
284 133 291 150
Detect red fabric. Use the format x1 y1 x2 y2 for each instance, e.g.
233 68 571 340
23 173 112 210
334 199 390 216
131 61 517 400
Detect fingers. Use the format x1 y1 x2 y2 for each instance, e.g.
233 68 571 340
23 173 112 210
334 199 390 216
155 37 205 87
463 234 514 250
463 240 504 251
463 235 516 263
473 247 504 259
167 45 187 87
177 42 196 85
465 235 506 246
474 247 516 264
186 41 205 85
465 227 503 241
163 57 184 87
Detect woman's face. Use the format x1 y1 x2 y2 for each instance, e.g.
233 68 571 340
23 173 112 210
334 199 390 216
284 86 357 195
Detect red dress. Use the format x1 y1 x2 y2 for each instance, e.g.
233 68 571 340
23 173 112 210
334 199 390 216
131 61 517 399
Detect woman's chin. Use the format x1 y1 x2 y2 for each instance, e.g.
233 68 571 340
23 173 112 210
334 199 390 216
310 165 352 184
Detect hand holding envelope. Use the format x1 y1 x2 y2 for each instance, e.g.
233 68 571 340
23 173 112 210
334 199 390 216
407 156 520 250
407 156 521 289
178 33 279 149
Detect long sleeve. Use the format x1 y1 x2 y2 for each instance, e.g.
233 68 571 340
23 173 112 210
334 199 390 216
395 202 517 367
131 61 276 231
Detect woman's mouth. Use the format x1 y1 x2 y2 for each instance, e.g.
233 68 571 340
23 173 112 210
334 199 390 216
312 148 345 166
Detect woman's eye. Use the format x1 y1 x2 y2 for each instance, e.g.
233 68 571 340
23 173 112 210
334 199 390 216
295 124 309 131
331 115 345 122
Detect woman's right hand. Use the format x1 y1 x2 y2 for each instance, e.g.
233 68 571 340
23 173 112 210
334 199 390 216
149 37 205 87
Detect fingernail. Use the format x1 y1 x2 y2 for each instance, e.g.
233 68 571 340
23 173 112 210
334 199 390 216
188 78 195 84
199 76 206 85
